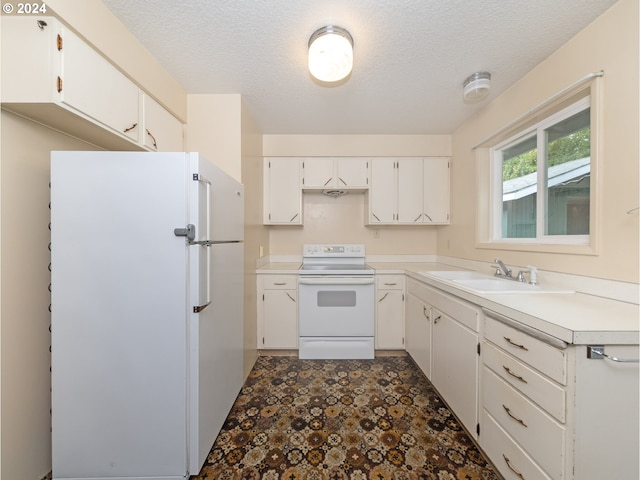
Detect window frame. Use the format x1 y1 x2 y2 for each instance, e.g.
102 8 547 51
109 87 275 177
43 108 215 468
475 79 601 256
491 97 591 245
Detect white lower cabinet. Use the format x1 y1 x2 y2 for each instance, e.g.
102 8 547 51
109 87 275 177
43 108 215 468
431 309 479 435
429 292 480 437
406 278 480 436
405 279 433 378
482 410 554 480
481 311 640 480
375 275 405 349
481 312 568 480
258 275 298 349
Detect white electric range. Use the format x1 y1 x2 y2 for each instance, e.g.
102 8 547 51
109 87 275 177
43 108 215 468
298 244 375 359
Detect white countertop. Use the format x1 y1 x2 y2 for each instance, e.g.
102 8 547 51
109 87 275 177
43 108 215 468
257 261 639 345
255 262 301 274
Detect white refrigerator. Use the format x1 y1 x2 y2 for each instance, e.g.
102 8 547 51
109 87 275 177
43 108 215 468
50 151 244 479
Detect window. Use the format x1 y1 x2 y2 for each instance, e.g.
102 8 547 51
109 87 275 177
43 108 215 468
491 98 591 245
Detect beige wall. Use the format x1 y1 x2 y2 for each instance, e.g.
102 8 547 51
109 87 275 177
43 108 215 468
185 94 243 181
446 0 639 283
0 111 98 480
263 134 451 256
241 100 266 377
45 0 187 121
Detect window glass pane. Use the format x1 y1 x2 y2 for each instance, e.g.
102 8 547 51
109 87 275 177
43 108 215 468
544 108 590 235
501 134 537 238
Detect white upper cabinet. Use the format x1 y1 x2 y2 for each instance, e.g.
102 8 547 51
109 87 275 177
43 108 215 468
423 157 450 223
367 157 450 225
141 94 184 152
302 157 369 190
397 157 425 223
368 158 398 223
1 17 60 103
60 25 140 143
1 16 183 152
263 158 302 225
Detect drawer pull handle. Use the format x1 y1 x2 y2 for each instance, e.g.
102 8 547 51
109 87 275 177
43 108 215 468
384 282 397 286
503 404 528 427
504 336 529 351
502 454 526 480
274 282 287 286
503 366 528 383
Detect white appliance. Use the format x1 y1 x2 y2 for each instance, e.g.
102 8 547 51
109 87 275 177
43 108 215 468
298 244 375 359
50 151 244 480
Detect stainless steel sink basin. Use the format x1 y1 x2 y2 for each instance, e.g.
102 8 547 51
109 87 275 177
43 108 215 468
420 270 574 294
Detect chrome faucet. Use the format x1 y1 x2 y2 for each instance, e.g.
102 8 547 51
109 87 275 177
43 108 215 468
494 258 512 277
493 258 534 283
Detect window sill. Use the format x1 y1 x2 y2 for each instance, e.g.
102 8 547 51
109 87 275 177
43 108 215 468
476 241 597 256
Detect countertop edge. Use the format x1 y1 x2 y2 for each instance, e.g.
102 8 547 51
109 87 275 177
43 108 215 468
256 262 639 345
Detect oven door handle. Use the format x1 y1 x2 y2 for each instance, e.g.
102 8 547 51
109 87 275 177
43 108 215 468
298 277 375 286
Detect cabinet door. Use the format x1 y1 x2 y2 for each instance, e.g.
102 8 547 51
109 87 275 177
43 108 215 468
1 16 61 103
60 27 140 142
376 290 404 349
264 158 302 224
368 158 396 223
337 158 369 188
142 94 183 151
405 293 432 378
432 311 478 435
423 157 450 224
302 157 334 189
397 158 424 224
262 290 298 349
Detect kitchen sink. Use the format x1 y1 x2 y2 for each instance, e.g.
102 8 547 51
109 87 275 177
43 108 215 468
421 270 490 281
420 270 574 294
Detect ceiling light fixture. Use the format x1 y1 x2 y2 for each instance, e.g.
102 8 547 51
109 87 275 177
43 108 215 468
308 25 353 83
463 71 491 103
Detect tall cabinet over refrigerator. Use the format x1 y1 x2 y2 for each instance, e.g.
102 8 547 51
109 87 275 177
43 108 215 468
50 151 244 479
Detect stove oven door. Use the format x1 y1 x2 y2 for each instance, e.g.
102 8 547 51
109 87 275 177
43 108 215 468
298 276 375 336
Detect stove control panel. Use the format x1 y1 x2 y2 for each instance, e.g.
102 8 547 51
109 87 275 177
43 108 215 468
303 244 365 258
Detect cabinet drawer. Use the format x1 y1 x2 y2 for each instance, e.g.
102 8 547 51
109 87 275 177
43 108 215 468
262 275 298 289
376 275 405 290
484 316 566 384
483 341 566 423
482 410 553 480
484 368 565 480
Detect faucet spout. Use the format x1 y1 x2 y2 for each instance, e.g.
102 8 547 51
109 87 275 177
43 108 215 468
494 258 512 277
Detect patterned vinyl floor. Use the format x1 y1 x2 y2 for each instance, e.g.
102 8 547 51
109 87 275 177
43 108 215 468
192 355 501 480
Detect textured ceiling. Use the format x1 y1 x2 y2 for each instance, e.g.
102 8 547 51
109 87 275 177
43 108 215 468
102 0 618 135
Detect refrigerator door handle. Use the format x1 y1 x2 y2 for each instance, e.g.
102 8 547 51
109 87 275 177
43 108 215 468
193 302 211 313
174 224 196 242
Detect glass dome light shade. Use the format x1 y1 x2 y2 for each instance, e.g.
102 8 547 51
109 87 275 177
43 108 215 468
463 71 491 103
308 26 353 82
